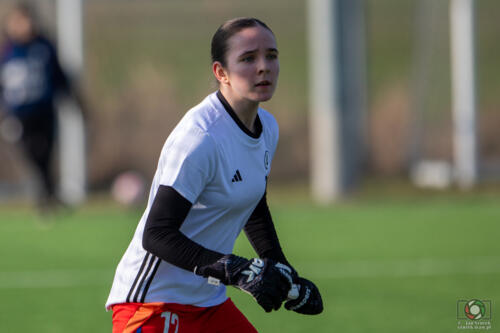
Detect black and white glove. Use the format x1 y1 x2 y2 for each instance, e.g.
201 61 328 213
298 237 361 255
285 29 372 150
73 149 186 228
195 254 291 312
273 262 323 315
285 277 323 315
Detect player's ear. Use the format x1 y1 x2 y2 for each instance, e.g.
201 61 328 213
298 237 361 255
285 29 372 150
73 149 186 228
212 62 229 85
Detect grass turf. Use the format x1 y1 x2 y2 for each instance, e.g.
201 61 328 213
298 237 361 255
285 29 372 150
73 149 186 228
0 186 498 332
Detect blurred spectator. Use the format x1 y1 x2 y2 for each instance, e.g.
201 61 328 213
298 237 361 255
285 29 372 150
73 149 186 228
0 2 84 212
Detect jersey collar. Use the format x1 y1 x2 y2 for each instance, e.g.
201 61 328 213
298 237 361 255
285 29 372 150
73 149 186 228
216 90 262 139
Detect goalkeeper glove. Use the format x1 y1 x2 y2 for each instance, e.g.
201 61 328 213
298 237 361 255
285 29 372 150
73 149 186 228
195 254 291 312
273 262 323 315
285 277 323 315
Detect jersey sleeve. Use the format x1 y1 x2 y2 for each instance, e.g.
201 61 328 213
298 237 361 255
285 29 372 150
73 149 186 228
158 126 217 204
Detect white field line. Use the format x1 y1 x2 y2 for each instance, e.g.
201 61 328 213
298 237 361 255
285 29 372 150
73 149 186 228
303 256 500 280
0 256 499 289
0 268 114 289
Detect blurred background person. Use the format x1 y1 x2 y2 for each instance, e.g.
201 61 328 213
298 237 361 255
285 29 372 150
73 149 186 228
0 2 84 212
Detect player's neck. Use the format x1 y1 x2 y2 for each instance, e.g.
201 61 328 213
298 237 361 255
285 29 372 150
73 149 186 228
219 89 259 134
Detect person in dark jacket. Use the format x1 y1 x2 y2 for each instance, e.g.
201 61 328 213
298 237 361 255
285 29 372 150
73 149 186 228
0 3 81 210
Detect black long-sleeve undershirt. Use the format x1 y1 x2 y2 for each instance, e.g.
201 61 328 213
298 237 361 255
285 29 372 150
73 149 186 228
142 185 223 272
244 192 289 266
142 185 289 273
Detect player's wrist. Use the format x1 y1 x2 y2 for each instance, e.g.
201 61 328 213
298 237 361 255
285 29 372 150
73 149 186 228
194 254 249 285
196 254 291 313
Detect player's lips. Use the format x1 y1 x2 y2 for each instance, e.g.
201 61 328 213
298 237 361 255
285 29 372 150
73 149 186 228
255 80 272 87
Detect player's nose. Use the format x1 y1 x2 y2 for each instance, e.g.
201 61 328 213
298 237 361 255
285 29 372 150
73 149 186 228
257 56 271 74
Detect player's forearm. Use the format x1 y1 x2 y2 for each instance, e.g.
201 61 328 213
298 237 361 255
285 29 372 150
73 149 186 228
244 193 289 266
143 224 223 272
142 185 224 272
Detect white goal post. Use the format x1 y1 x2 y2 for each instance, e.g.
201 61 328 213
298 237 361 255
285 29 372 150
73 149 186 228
56 0 86 205
450 0 477 189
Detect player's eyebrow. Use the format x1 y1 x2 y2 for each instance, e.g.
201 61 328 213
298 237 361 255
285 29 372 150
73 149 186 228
238 48 279 58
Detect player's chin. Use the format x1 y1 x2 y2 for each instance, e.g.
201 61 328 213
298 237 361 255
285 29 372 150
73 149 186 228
257 95 273 102
251 90 275 102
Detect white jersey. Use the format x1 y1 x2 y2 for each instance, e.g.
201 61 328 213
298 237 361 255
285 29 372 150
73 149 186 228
106 92 279 309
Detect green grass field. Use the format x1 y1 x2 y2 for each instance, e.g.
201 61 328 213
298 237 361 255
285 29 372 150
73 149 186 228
0 185 499 332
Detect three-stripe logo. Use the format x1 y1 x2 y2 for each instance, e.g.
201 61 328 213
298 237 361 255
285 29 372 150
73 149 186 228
126 253 161 303
231 170 243 182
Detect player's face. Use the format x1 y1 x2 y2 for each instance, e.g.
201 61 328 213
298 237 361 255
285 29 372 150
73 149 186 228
220 26 279 103
6 11 33 43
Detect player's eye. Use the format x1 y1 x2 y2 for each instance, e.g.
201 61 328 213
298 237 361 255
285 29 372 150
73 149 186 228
240 55 255 63
266 53 278 60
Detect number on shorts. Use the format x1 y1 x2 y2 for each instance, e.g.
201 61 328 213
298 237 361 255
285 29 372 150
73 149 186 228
161 311 179 333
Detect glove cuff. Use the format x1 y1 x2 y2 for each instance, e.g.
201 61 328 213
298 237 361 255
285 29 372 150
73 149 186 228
194 254 249 285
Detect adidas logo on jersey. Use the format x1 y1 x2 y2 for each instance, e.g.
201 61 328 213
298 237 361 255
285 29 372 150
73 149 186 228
231 170 243 182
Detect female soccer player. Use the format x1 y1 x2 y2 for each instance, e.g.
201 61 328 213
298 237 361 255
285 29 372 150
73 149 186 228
107 17 323 333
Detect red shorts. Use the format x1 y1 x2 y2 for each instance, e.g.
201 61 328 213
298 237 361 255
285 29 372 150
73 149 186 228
112 298 257 333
